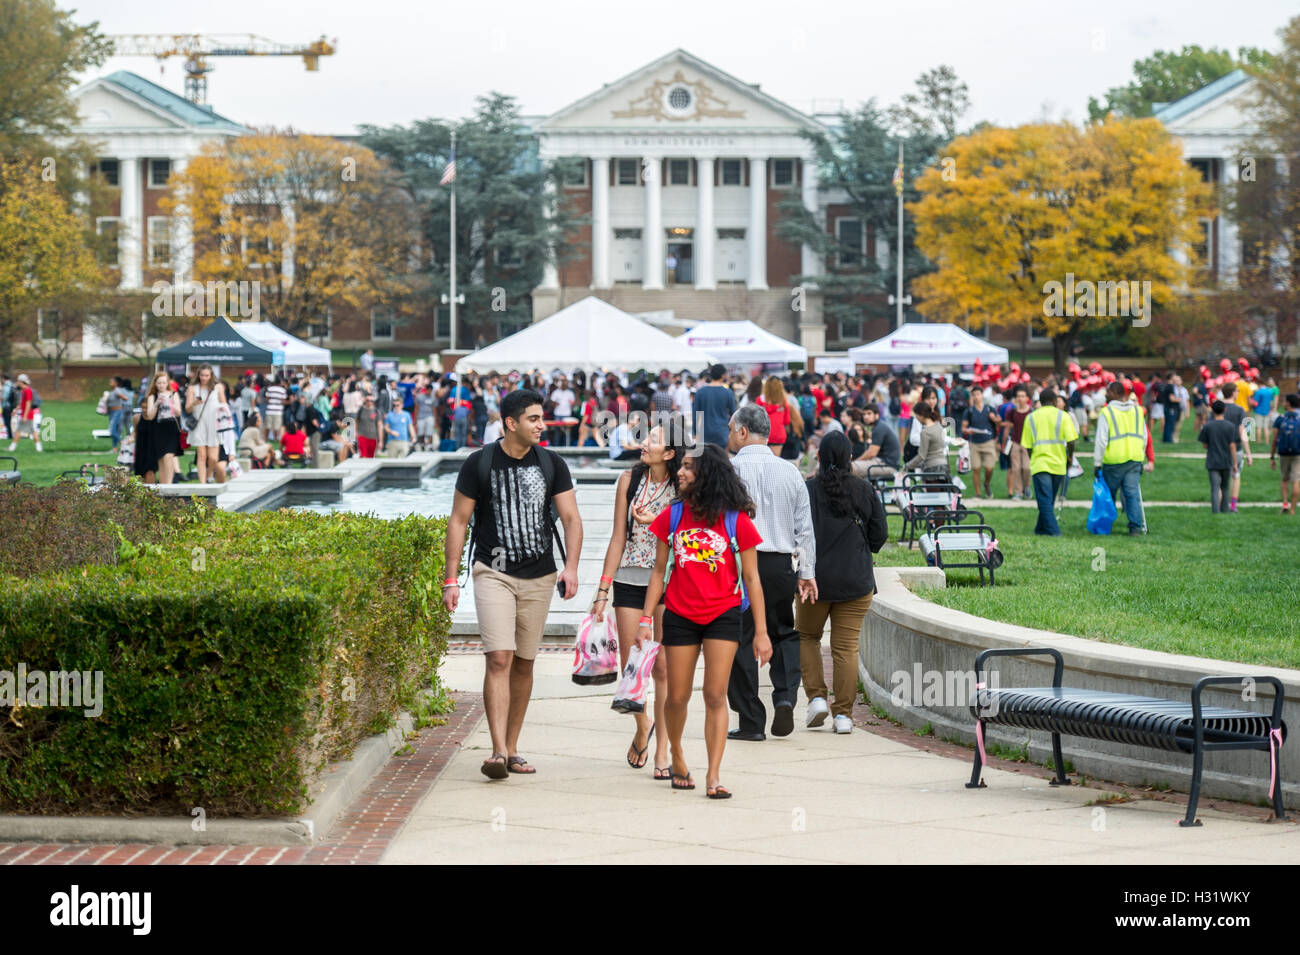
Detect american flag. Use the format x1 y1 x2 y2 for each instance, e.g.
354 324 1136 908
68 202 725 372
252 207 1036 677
892 163 903 197
440 144 456 185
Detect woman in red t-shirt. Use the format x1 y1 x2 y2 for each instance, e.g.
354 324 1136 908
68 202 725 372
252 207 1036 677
756 377 790 455
642 444 771 799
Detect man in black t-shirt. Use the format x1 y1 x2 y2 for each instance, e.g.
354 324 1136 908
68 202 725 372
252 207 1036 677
851 405 902 477
444 388 582 779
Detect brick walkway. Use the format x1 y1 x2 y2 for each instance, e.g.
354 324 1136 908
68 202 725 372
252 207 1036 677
0 690 484 866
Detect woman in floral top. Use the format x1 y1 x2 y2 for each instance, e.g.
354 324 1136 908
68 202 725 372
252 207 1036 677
593 415 689 779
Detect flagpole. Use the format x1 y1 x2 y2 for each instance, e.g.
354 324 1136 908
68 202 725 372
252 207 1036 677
894 136 904 332
449 128 458 353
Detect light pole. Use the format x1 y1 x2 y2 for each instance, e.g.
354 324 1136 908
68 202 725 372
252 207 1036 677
438 126 464 352
888 137 912 328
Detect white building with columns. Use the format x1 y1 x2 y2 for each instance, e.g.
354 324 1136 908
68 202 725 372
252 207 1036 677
534 50 833 352
64 71 248 359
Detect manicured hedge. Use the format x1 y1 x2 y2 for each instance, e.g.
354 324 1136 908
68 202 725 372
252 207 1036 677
0 488 448 817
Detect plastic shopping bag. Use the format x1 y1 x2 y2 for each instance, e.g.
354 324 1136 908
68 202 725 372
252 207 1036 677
956 440 971 475
1086 475 1117 535
571 612 619 686
611 639 660 713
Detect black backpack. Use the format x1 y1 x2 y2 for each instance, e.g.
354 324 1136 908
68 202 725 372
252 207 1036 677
460 441 566 584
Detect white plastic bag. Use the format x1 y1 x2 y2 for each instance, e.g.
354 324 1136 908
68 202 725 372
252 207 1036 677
571 612 619 686
611 639 660 713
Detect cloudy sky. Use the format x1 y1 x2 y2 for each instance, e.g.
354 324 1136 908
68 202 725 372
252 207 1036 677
70 0 1292 134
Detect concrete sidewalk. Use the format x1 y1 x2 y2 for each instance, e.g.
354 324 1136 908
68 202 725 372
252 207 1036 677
382 653 1299 865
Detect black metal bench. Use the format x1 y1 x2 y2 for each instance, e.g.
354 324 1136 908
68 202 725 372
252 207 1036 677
896 473 964 548
967 647 1287 826
918 508 1001 585
0 455 19 485
58 464 106 486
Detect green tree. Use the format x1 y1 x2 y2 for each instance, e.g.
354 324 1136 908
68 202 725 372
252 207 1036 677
1087 44 1273 121
360 93 585 346
775 67 970 339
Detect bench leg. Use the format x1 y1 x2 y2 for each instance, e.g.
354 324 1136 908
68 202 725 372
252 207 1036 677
1269 730 1287 821
1049 732 1069 786
1180 743 1204 827
965 719 987 789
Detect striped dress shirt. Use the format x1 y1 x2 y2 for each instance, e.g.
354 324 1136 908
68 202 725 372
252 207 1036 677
730 444 816 579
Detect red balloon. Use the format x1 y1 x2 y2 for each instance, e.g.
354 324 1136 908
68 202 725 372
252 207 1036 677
1219 358 1232 372
973 359 983 372
1237 357 1250 369
1225 371 1240 382
1102 371 1116 384
1246 368 1260 381
1198 365 1210 380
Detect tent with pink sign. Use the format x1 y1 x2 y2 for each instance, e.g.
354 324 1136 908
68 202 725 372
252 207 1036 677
676 320 807 365
848 322 1008 366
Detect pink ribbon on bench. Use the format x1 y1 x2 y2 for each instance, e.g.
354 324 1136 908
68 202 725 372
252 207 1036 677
1269 727 1284 800
975 680 989 767
985 538 999 557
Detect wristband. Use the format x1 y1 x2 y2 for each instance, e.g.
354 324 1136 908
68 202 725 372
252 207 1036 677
442 582 459 589
637 620 652 629
600 575 613 584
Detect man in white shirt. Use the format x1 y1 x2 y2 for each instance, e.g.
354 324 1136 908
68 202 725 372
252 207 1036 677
550 378 576 419
672 375 694 424
726 404 817 740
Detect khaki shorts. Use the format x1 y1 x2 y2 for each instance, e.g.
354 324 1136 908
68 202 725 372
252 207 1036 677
472 563 557 660
970 441 997 470
265 412 283 435
1281 455 1300 484
386 441 410 458
852 460 894 480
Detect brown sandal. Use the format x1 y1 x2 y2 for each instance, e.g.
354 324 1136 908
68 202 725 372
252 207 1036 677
506 755 536 774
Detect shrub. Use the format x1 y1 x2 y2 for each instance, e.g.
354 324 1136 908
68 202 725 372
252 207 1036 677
0 504 448 817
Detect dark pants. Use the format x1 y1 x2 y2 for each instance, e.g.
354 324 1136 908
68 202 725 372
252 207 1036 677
1032 471 1064 536
1162 406 1179 443
1209 468 1232 512
729 550 799 734
1102 460 1145 532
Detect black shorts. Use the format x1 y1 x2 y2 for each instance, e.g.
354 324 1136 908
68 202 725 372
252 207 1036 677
612 580 664 610
661 606 742 646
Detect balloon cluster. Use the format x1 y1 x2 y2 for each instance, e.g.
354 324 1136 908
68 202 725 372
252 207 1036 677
1197 357 1259 390
972 358 1031 392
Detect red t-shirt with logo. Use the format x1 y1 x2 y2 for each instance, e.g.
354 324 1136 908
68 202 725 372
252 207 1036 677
650 504 762 624
281 431 307 455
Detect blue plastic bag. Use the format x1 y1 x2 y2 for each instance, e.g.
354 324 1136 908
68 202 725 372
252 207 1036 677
1086 475 1117 535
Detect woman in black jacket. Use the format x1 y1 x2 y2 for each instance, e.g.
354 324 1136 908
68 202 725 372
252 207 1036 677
796 430 889 734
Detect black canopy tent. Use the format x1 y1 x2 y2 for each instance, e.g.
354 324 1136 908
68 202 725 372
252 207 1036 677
154 316 283 366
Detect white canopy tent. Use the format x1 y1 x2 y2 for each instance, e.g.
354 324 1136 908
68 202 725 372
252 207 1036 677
456 296 715 374
235 322 333 367
848 323 1008 366
677 320 807 364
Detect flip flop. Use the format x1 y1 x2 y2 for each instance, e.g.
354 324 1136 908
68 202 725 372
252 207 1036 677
670 772 695 791
480 753 508 780
707 784 732 800
626 722 655 769
653 765 672 781
506 755 536 774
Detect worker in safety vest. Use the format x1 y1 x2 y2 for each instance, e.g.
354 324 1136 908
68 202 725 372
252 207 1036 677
1093 380 1154 535
1020 387 1078 536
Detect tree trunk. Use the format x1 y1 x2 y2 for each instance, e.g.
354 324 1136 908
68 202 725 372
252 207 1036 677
1051 334 1073 379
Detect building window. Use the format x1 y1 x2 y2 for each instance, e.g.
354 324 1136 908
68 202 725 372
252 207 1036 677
667 86 692 111
720 159 742 186
147 217 172 269
717 228 745 240
771 159 795 188
839 315 862 341
668 159 690 186
371 308 395 341
84 314 120 358
1194 219 1214 270
96 217 121 266
97 158 119 186
436 305 450 340
614 228 642 240
308 307 331 340
835 218 864 267
241 217 274 265
560 158 588 187
1029 317 1050 341
37 309 61 342
148 158 171 188
496 242 523 267
617 159 640 185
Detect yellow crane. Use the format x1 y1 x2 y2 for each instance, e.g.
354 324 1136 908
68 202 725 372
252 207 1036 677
108 34 337 104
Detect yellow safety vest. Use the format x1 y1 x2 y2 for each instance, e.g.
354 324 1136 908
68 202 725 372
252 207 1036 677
1102 404 1146 465
1023 406 1076 475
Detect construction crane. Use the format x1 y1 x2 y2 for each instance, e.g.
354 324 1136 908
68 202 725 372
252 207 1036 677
108 34 337 105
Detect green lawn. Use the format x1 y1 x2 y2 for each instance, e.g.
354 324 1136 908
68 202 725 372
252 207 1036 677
875 506 1300 669
3 399 122 485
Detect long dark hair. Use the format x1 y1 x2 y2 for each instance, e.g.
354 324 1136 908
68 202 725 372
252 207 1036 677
625 414 691 536
817 430 874 519
678 444 754 527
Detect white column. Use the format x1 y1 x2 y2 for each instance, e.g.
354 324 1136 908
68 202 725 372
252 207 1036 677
118 156 142 290
171 157 192 287
591 156 611 288
694 155 715 290
1219 157 1240 287
540 173 559 289
747 157 768 290
642 156 664 290
281 201 296 289
800 157 822 281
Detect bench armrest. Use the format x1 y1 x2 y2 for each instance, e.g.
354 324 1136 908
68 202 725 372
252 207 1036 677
1190 675 1286 734
0 456 16 471
971 647 1064 718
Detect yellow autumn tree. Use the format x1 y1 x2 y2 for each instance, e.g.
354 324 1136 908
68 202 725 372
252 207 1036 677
164 130 419 337
912 118 1210 372
0 155 104 372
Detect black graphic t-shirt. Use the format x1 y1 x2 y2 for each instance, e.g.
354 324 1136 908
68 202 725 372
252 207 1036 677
455 443 573 579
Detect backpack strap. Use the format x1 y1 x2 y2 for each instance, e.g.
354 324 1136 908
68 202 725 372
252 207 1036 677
537 446 566 564
724 509 747 603
663 501 684 587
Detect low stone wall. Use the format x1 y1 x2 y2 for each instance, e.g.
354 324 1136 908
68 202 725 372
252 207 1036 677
860 567 1298 810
